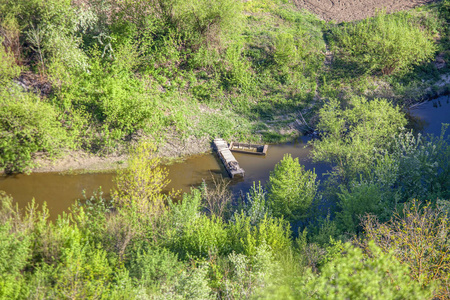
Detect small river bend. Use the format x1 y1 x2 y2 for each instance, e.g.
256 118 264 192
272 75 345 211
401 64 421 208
1 96 449 216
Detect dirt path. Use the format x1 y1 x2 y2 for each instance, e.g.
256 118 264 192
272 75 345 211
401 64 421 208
294 0 436 22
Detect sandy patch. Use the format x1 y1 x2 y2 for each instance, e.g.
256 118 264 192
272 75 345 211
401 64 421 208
30 134 212 173
294 0 436 22
31 151 128 173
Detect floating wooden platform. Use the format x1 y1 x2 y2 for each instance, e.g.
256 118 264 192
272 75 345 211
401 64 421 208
229 142 268 156
213 138 245 178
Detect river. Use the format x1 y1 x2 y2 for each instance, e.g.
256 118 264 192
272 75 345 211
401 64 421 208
1 96 449 217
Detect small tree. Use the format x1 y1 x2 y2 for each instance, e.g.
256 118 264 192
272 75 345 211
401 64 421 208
360 200 450 299
113 141 176 216
311 96 406 182
300 242 434 299
267 154 317 222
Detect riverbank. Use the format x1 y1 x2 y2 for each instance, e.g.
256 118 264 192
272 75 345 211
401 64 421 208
28 134 212 174
27 71 450 175
2 96 448 218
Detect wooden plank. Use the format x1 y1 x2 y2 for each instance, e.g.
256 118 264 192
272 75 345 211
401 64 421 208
229 141 268 156
213 139 244 178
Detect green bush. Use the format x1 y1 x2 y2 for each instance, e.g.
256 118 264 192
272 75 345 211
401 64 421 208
174 214 228 259
228 213 292 257
0 87 70 173
330 11 436 75
0 222 31 299
224 41 253 90
55 49 166 149
391 128 450 201
311 96 407 181
174 0 243 47
0 37 21 83
361 201 450 299
242 182 271 226
336 181 391 234
267 154 318 222
168 190 229 259
129 247 182 290
299 242 434 299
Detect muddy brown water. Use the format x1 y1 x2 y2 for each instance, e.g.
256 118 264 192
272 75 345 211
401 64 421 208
1 96 449 217
0 139 329 218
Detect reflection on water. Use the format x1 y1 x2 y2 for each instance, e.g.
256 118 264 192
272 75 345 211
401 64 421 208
166 137 330 197
408 95 450 136
1 95 448 217
0 139 327 217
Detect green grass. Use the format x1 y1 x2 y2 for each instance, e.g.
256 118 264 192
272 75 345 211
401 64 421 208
2 0 450 172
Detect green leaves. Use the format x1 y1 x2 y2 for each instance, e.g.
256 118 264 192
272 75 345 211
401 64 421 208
267 154 318 222
0 87 70 173
331 11 437 75
0 222 31 299
312 96 407 181
301 242 434 299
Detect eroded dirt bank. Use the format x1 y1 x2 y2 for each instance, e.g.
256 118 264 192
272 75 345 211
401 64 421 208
294 0 436 22
30 135 211 173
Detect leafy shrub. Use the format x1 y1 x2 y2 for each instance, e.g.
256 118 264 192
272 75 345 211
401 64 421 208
360 201 450 298
228 213 292 257
311 96 407 181
299 242 433 299
440 0 450 23
330 12 436 75
224 42 253 90
113 141 171 215
273 32 297 69
0 222 31 299
391 128 450 201
129 247 182 290
2 0 85 71
168 189 203 232
170 190 229 259
267 154 318 222
242 182 271 226
226 243 280 299
0 37 21 83
174 0 243 47
174 214 228 259
336 181 392 234
161 264 214 300
53 241 113 299
0 87 70 173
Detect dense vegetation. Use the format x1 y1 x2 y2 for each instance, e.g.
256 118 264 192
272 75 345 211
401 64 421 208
1 123 449 298
1 0 449 172
1 0 450 299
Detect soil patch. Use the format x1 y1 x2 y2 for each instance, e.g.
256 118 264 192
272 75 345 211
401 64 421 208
294 0 436 22
30 134 211 173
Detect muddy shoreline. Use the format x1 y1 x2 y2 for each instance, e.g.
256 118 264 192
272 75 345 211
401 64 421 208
21 73 450 175
26 135 212 174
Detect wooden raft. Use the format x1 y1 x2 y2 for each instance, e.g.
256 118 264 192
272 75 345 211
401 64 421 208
213 138 245 178
229 142 268 156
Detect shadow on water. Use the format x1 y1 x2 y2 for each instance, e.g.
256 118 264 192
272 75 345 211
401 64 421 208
166 136 330 198
0 95 448 217
408 95 450 136
0 138 329 218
